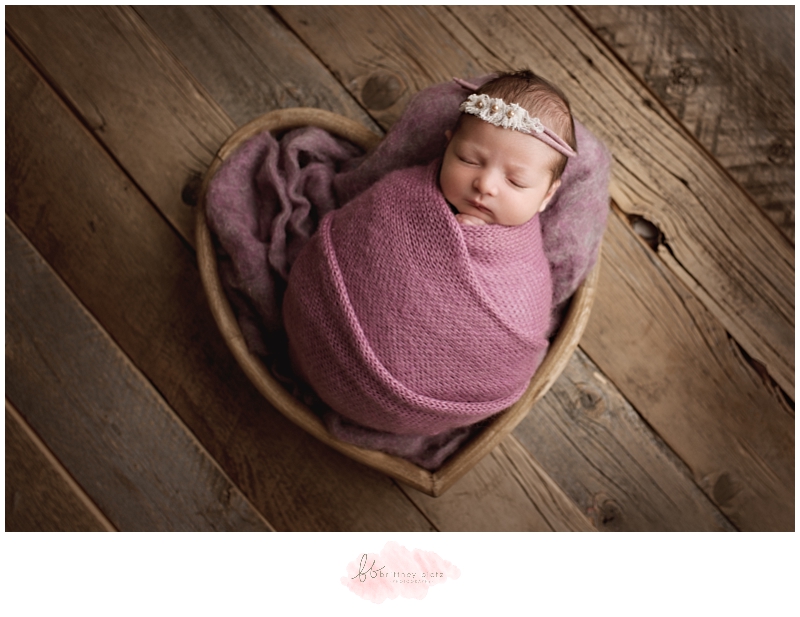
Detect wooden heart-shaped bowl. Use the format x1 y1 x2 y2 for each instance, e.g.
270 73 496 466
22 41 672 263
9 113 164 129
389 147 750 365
196 108 600 497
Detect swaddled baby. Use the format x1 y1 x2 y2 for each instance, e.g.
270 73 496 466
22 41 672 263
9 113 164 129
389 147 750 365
283 71 578 437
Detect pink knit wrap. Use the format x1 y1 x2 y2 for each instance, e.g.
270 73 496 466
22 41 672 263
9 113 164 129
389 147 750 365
283 159 552 435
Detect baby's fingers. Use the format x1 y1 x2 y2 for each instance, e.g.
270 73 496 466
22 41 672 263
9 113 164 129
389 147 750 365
455 213 486 226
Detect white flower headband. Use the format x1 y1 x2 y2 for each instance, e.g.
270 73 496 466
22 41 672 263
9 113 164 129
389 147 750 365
458 92 577 158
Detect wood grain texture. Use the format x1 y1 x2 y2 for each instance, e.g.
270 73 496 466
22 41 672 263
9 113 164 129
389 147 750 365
6 219 273 532
135 6 378 131
515 350 735 532
278 5 793 399
5 37 432 532
582 210 793 531
403 438 596 531
576 5 795 242
6 5 235 244
6 401 116 532
276 5 794 530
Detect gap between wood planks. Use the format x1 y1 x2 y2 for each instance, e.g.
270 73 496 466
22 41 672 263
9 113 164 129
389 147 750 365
6 216 276 531
6 399 118 532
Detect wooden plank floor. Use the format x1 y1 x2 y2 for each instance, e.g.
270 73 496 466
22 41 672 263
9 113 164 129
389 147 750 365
5 6 794 531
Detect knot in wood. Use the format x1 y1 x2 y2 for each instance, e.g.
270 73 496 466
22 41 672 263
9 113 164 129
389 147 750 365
576 381 606 419
361 71 405 111
588 493 623 531
628 214 663 251
712 472 740 508
767 139 794 166
666 61 700 98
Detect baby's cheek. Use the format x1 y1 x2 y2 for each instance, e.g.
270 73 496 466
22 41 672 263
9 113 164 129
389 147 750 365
439 161 464 202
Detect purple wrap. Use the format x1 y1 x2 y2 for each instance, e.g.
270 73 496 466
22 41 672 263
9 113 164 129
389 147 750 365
284 160 553 435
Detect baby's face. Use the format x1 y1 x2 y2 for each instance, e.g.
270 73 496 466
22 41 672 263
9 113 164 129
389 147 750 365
439 115 561 226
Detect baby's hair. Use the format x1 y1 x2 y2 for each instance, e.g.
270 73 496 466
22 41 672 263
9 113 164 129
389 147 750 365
473 69 576 181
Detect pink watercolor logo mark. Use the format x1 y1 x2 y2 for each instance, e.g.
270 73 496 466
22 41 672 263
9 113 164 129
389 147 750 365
343 541 461 603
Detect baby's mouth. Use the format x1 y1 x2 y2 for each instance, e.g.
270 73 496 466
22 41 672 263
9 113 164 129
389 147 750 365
469 200 492 215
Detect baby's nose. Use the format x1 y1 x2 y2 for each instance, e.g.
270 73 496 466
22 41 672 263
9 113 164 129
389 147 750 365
474 171 499 196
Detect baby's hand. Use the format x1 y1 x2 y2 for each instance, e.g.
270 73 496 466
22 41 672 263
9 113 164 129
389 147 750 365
455 213 487 226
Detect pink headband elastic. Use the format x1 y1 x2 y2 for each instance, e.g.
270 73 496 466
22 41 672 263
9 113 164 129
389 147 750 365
453 78 576 158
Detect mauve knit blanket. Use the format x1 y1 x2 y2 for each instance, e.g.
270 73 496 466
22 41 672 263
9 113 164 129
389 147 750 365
205 76 611 469
284 158 553 436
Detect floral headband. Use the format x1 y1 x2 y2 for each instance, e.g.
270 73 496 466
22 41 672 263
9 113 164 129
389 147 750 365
454 80 577 158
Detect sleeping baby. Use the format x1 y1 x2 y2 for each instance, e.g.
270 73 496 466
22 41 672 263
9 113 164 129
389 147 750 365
282 70 578 439
205 68 610 467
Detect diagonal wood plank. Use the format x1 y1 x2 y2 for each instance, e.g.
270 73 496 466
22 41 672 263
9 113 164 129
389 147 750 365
5 35 433 532
585 211 793 530
402 438 596 532
135 5 378 130
279 5 793 400
275 5 794 530
577 6 794 242
515 350 735 531
6 400 117 532
6 5 235 244
6 218 273 532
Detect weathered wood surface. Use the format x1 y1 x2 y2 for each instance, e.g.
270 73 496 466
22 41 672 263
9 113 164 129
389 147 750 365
6 401 116 532
5 218 273 532
5 5 793 531
279 5 794 401
577 5 795 242
516 350 735 532
275 6 794 529
404 438 596 532
5 36 432 532
6 5 234 245
584 211 794 531
6 6 616 531
135 5 379 131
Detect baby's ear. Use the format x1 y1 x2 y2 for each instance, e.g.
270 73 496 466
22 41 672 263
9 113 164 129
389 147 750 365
445 129 453 143
538 179 562 213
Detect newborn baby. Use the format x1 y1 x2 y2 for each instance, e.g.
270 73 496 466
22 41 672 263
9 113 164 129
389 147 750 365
282 70 577 438
442 72 575 227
